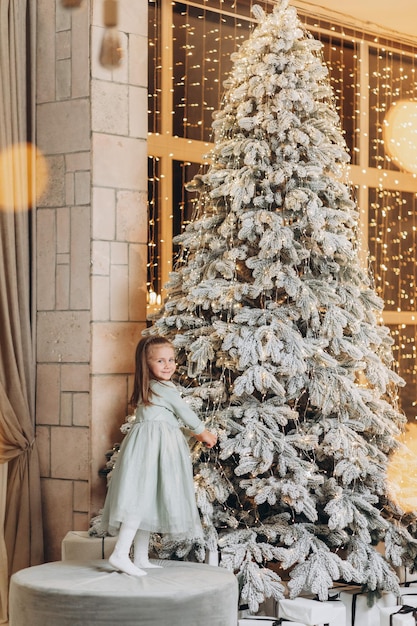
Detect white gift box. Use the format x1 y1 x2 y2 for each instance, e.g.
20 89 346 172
278 597 346 626
61 530 117 561
205 549 219 566
339 590 397 626
380 605 417 626
238 615 306 626
238 615 278 626
396 567 417 586
397 591 417 608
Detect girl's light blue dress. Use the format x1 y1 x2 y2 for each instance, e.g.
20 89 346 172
100 380 205 538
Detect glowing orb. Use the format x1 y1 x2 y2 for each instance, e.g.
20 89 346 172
383 100 417 174
0 143 48 211
387 422 417 513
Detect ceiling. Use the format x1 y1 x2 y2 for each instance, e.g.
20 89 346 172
294 0 417 42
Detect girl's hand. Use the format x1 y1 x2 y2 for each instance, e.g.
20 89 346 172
195 429 217 448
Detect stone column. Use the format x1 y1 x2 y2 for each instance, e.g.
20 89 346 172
35 0 148 561
90 0 148 514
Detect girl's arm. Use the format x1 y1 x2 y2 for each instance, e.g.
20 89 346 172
194 429 217 448
161 384 218 447
156 381 208 434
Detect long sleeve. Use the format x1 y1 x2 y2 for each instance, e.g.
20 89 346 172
150 380 206 434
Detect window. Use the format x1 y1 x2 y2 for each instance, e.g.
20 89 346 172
148 0 417 419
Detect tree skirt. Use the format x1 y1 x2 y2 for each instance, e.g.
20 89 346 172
9 559 238 626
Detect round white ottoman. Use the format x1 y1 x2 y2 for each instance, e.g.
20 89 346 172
9 559 238 626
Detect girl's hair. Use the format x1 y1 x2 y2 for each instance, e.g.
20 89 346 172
130 335 174 406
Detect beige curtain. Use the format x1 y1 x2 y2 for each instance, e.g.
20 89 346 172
0 0 43 622
0 465 7 625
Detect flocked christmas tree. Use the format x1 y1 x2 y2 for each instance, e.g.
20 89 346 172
149 0 417 611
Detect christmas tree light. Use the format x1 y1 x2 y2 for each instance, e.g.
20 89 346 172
148 0 417 611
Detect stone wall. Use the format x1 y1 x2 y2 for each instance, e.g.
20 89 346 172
35 0 148 561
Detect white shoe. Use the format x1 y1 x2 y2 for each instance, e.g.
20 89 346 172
109 552 147 577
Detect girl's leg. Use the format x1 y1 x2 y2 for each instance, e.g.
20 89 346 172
109 523 147 576
133 529 162 568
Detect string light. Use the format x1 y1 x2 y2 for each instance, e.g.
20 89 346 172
148 0 162 134
148 0 417 420
147 156 161 313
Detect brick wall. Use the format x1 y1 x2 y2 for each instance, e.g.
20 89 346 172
35 0 148 561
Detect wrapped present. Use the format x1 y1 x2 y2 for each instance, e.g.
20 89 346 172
339 589 397 626
239 596 280 620
380 605 417 626
238 615 278 626
278 597 346 626
238 615 306 626
396 567 417 586
61 530 117 561
205 549 219 566
398 591 417 608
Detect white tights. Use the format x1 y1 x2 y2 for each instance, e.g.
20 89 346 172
133 529 161 569
109 524 161 576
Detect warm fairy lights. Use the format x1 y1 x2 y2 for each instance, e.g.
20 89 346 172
369 46 417 171
147 0 417 421
147 156 161 303
369 189 417 313
368 183 417 419
387 422 417 512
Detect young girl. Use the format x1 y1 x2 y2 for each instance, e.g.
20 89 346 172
100 335 217 576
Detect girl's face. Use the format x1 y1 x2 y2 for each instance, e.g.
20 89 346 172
147 345 176 381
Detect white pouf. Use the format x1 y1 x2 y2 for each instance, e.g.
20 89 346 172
9 559 238 626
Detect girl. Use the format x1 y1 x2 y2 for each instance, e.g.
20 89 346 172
100 335 217 576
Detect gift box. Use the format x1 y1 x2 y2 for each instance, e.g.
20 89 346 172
239 596 280 621
205 549 219 566
380 605 417 626
397 591 417 609
396 567 417 586
61 530 117 561
339 590 397 626
278 597 346 626
238 615 278 626
238 615 306 626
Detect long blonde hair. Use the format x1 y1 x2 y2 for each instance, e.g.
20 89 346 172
130 336 174 406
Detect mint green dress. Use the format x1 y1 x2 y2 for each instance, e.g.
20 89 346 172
100 380 205 539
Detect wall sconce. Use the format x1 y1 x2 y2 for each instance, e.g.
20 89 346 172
61 0 83 7
99 0 123 69
383 99 417 174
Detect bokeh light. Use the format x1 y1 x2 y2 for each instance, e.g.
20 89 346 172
0 143 48 212
387 422 417 513
383 100 417 174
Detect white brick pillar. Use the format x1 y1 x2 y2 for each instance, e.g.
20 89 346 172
35 0 148 560
90 0 148 516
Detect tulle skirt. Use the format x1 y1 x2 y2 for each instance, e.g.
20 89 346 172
100 416 203 539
